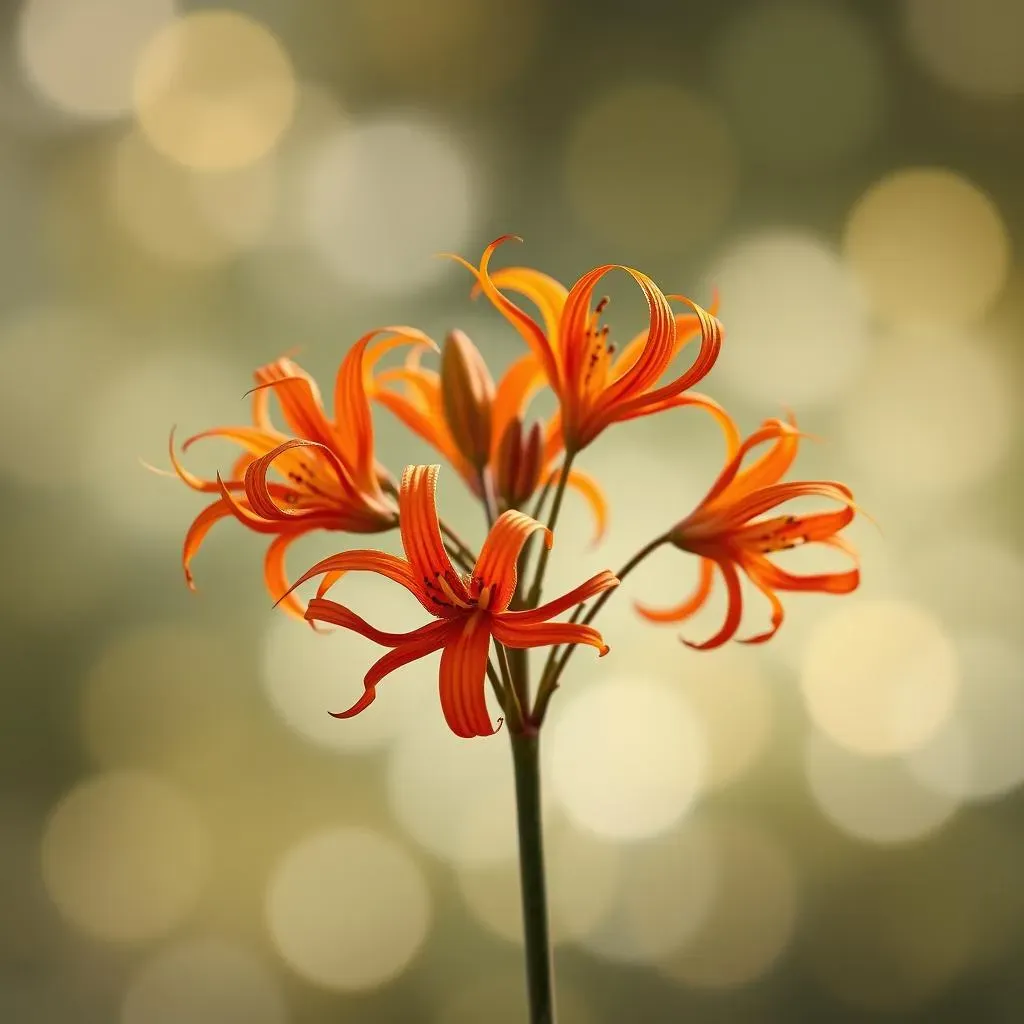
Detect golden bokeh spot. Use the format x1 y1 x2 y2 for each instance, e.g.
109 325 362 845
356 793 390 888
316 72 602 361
801 599 959 758
843 167 1010 326
133 11 297 171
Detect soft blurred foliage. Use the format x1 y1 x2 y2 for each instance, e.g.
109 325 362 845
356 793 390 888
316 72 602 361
2 1 1023 1022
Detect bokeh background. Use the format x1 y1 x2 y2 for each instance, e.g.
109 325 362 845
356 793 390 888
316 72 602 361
2 0 1023 1021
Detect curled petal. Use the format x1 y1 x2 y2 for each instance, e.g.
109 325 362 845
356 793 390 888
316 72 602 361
438 615 497 739
562 467 608 545
182 498 234 589
281 549 426 609
447 236 561 390
635 558 715 624
681 560 744 650
745 553 860 596
485 265 569 344
399 465 468 602
500 570 619 626
490 616 610 657
307 598 453 647
251 359 338 452
329 620 456 720
615 392 741 460
474 509 551 613
735 571 785 645
264 532 308 620
492 353 546 449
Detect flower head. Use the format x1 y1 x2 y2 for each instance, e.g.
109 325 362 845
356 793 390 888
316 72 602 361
637 417 859 649
169 329 429 616
285 465 619 738
449 236 726 455
373 333 608 540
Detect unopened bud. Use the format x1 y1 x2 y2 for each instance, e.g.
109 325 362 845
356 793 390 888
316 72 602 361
495 417 543 510
441 329 495 471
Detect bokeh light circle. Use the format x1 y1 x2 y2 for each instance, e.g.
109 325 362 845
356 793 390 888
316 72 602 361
707 230 869 406
17 0 176 120
302 117 478 293
266 827 430 990
806 731 958 844
904 0 1024 99
122 939 287 1024
579 825 717 963
908 636 1024 802
840 331 1013 495
564 84 737 253
549 676 705 841
41 771 207 942
713 0 882 169
658 819 798 987
110 130 274 266
133 11 297 171
801 599 958 757
843 168 1010 326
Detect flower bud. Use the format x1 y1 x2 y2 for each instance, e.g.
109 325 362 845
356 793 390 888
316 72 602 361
440 330 495 471
495 417 543 510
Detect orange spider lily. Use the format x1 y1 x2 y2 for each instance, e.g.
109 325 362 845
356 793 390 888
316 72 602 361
284 465 619 738
373 331 609 540
448 236 730 457
637 417 859 649
169 328 430 616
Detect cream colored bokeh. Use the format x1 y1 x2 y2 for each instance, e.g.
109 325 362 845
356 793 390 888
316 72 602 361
17 0 176 120
122 939 287 1024
81 346 251 538
110 130 274 265
658 819 798 987
549 675 706 840
707 230 869 406
41 771 207 942
713 0 882 169
844 168 1010 326
840 330 1013 495
907 636 1024 802
302 116 479 293
133 11 296 171
904 0 1024 98
801 599 958 757
266 827 430 990
806 731 958 844
564 84 737 252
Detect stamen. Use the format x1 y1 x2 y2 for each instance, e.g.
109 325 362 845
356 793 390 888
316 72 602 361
436 573 473 610
477 584 493 611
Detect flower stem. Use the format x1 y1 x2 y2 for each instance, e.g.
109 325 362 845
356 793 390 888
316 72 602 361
525 452 575 609
439 519 477 572
533 533 669 723
510 730 556 1024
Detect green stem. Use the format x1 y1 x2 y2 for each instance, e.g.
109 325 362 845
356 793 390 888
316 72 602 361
439 520 477 572
525 452 576 609
510 731 556 1024
477 466 498 527
533 533 669 723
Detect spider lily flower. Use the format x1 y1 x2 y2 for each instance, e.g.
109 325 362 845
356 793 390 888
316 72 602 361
637 417 859 649
448 236 729 456
373 332 609 540
284 464 619 738
169 328 430 616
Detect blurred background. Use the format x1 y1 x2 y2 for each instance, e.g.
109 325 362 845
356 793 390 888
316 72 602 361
2 0 1023 1021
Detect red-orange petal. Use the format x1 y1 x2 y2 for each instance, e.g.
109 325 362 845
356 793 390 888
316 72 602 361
398 465 469 603
474 509 552 613
681 559 744 650
490 616 610 657
635 557 715 625
281 549 426 609
438 614 497 739
264 532 307 620
499 570 619 626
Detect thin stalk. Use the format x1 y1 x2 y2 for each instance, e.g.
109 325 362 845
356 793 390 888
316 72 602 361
532 534 669 723
525 453 576 609
477 466 499 527
494 643 525 733
439 520 477 571
510 731 556 1024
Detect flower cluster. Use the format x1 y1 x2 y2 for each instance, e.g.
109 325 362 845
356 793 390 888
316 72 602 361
166 237 859 738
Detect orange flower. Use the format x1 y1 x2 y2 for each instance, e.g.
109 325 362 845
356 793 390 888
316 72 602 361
170 329 428 616
285 465 619 738
373 331 609 540
449 236 729 456
637 418 859 649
